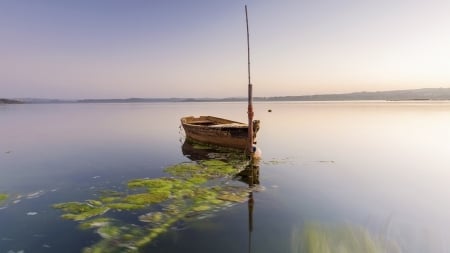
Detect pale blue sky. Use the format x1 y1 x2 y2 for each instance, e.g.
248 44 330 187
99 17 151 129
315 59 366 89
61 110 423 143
1 1 450 99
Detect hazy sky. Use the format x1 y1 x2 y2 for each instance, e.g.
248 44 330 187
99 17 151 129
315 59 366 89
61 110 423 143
2 0 450 99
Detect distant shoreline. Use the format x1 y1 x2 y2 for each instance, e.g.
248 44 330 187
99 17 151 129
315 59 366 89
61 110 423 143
0 99 23 104
4 87 450 104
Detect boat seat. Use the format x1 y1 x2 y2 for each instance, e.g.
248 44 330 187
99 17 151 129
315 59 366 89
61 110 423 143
210 123 246 128
190 120 215 125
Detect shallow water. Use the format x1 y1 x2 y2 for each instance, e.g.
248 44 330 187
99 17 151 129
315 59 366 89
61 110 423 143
1 101 450 252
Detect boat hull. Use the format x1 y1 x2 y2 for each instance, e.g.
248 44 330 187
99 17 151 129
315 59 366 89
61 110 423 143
181 116 258 150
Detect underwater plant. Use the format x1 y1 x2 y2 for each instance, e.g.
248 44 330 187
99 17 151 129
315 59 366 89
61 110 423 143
298 222 401 253
0 193 8 204
54 155 254 252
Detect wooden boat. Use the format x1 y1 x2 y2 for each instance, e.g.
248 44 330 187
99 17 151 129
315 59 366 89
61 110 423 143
181 6 259 152
181 116 260 150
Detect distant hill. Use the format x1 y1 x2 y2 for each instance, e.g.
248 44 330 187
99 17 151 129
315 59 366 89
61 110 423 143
18 98 75 104
185 88 450 102
259 88 450 101
77 98 186 103
0 98 23 104
9 87 450 104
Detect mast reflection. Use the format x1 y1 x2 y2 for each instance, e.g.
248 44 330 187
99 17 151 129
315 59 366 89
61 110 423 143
237 157 260 253
181 140 260 253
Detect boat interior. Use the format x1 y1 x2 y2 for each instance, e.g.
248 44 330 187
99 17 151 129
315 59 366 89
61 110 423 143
183 116 247 128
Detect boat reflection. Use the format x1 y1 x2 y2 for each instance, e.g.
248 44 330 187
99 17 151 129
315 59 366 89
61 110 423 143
181 140 259 184
240 158 260 253
181 140 260 253
181 140 249 168
181 140 216 161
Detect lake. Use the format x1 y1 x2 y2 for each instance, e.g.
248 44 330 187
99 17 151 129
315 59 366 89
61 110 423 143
1 101 450 252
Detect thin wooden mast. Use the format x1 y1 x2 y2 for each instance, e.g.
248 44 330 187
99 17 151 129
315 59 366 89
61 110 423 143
245 5 254 154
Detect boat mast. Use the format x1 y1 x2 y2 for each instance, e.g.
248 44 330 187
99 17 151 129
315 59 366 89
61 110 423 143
245 5 254 154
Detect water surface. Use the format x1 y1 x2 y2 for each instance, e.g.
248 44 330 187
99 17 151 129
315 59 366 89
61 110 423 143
1 101 450 252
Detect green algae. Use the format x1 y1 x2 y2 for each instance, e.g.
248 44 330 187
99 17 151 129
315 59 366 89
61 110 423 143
53 202 104 213
217 193 248 203
200 160 237 177
97 225 121 239
128 178 174 189
53 155 255 252
193 188 219 203
173 188 195 199
106 202 145 211
79 218 112 230
192 205 211 212
53 201 111 221
164 163 203 177
60 208 109 221
201 160 232 168
139 212 164 223
136 215 181 247
201 159 228 167
165 160 239 179
61 207 109 221
83 222 144 253
124 192 170 205
83 240 135 253
163 203 182 215
98 191 124 203
298 222 399 253
86 199 103 206
170 178 197 190
0 193 8 203
98 196 121 203
187 175 208 184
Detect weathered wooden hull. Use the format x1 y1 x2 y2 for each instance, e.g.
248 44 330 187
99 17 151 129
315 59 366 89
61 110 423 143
181 116 258 150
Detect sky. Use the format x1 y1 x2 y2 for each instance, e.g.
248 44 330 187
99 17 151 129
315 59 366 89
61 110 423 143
1 0 450 99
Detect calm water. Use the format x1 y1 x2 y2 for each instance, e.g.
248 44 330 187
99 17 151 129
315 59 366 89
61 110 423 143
1 101 450 252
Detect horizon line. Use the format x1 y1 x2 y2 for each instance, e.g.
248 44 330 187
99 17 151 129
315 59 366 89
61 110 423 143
6 87 450 101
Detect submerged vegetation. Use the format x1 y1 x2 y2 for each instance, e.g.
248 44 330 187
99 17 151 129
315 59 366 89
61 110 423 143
298 222 401 253
53 153 253 252
53 202 110 221
0 193 8 204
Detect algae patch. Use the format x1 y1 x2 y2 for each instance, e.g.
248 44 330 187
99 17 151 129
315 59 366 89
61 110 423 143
53 158 254 252
139 212 164 223
164 163 204 178
0 193 8 204
79 218 112 230
53 202 110 221
165 160 238 179
298 222 401 253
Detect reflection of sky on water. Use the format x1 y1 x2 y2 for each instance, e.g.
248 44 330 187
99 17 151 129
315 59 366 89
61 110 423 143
257 101 450 252
1 102 450 252
0 104 181 190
